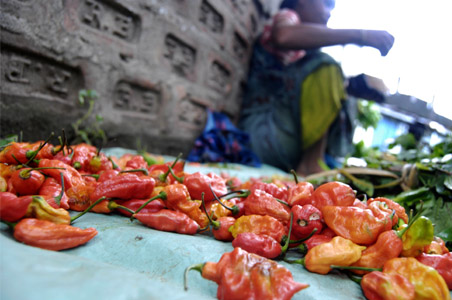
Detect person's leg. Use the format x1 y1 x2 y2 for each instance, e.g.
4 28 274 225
296 131 328 176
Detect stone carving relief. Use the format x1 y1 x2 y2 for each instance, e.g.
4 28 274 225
233 31 248 60
78 0 139 42
1 46 82 103
199 0 224 34
114 81 162 116
208 60 231 94
163 34 196 79
177 94 209 131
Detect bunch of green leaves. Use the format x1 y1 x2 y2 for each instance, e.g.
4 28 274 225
71 90 106 146
356 100 382 130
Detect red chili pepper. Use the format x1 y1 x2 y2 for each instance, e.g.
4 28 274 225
291 204 323 240
133 209 200 235
201 194 235 241
416 252 452 290
39 177 70 209
292 234 333 255
162 183 209 228
13 218 97 251
115 198 165 217
184 247 309 300
0 141 46 165
0 191 32 222
229 214 287 243
310 181 356 210
423 236 450 255
249 181 289 202
86 152 113 174
361 271 415 300
124 155 148 170
287 181 314 207
322 202 395 245
232 232 282 259
98 169 120 182
244 188 290 224
10 168 46 195
70 143 97 170
67 179 98 211
38 159 85 190
183 172 228 202
368 196 408 224
89 173 155 201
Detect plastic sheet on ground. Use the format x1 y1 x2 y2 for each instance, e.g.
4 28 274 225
0 148 393 300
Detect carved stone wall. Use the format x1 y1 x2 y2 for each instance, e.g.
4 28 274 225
1 0 278 156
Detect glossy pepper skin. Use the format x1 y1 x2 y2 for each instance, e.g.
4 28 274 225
287 181 314 207
89 173 155 201
322 201 394 245
249 181 289 203
232 233 282 259
400 216 434 257
186 247 309 300
0 191 32 222
163 183 209 228
13 218 97 251
183 172 228 202
115 198 165 217
211 216 236 242
310 181 356 210
10 168 45 195
361 271 415 300
133 209 199 235
0 142 38 164
244 189 290 224
368 197 408 224
25 195 71 225
416 252 452 290
291 204 323 240
229 214 287 243
383 257 451 300
38 177 70 209
303 236 366 275
39 159 85 190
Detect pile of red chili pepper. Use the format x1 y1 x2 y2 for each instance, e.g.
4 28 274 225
1 138 451 300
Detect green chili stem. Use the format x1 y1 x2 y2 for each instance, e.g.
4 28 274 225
184 263 205 291
108 202 135 215
54 172 65 206
290 169 299 184
201 192 219 229
289 227 318 244
218 189 250 200
280 212 294 255
19 167 66 179
275 198 290 207
82 174 100 180
131 191 167 219
108 156 119 170
158 153 183 183
70 196 106 223
25 132 54 164
284 257 305 266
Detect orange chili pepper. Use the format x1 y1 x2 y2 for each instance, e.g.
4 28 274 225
361 271 415 300
244 188 290 224
184 247 309 300
13 218 97 251
229 214 287 243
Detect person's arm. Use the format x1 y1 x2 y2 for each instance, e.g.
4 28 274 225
271 23 394 56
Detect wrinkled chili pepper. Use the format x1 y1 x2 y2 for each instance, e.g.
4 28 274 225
70 143 97 171
182 171 228 202
287 181 314 207
416 252 452 290
25 195 71 224
322 200 395 245
89 173 155 201
0 191 32 222
229 214 287 243
184 247 309 300
383 257 451 300
244 188 290 224
201 193 235 241
115 198 165 217
39 177 69 209
86 152 112 174
13 218 97 251
291 204 323 240
249 181 289 203
10 167 64 195
310 181 356 210
423 236 450 255
133 209 200 235
286 236 366 275
290 233 333 255
38 159 85 191
350 207 423 274
368 196 408 224
361 271 415 300
400 215 434 257
0 139 50 165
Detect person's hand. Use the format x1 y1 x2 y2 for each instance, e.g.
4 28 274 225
362 30 395 56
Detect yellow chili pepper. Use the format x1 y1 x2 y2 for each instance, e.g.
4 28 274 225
25 195 71 224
